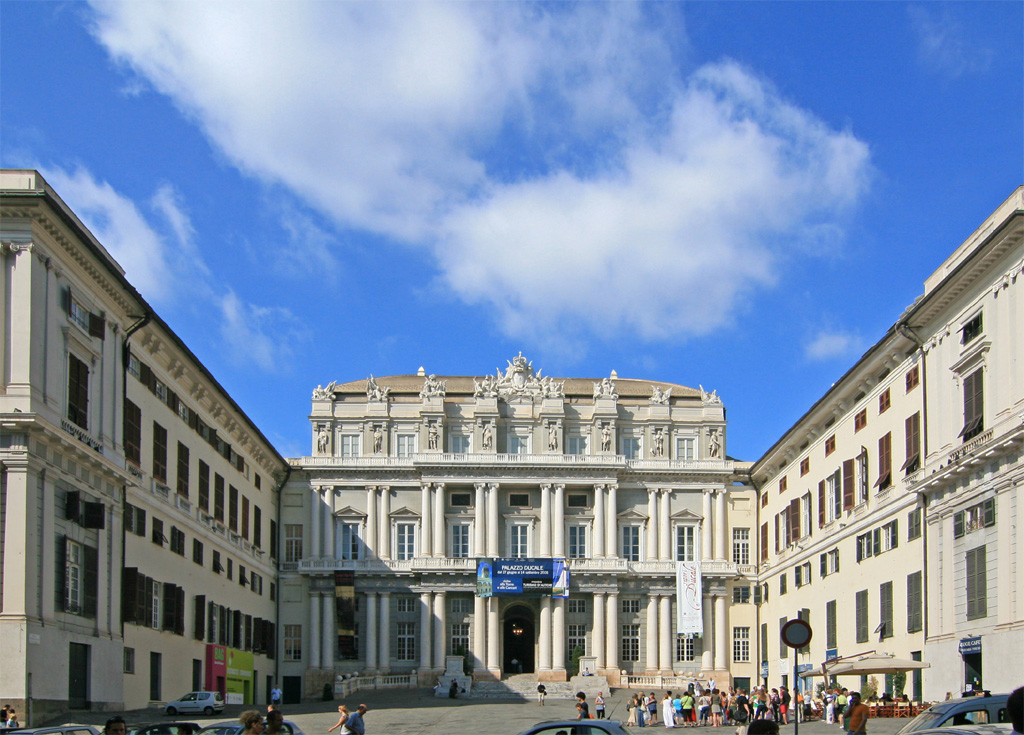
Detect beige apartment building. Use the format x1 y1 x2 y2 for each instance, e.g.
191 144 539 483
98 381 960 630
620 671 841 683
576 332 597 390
753 187 1024 702
279 359 758 697
0 170 287 719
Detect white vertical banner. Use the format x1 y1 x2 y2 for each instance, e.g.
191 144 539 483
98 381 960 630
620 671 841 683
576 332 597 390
676 561 703 635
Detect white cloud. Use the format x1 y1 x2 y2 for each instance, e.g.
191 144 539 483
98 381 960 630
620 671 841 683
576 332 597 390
218 290 301 372
86 2 872 346
909 6 993 78
805 330 863 362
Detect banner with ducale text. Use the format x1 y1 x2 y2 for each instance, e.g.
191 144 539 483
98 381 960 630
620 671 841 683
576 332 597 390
676 561 703 636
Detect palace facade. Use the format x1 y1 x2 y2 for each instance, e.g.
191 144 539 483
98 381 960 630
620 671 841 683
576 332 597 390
279 359 758 695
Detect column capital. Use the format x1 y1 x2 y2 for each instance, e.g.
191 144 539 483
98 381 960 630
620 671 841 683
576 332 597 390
434 482 445 491
487 482 499 491
554 483 565 492
421 482 432 491
474 481 487 491
540 482 552 491
436 589 447 598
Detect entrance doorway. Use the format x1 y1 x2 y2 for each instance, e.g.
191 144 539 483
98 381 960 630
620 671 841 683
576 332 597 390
68 643 90 709
503 605 535 674
963 652 982 692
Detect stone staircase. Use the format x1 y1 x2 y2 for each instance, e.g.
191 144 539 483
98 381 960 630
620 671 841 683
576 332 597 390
467 674 605 700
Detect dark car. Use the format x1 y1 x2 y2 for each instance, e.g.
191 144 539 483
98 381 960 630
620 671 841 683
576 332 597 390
897 695 1011 734
516 721 629 735
898 725 1013 735
128 723 200 735
196 722 304 735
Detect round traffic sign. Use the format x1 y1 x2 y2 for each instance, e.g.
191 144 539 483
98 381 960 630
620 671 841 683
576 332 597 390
781 618 813 649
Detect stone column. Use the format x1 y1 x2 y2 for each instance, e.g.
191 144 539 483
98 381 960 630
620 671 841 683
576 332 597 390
659 594 672 673
487 483 499 557
309 592 322 668
714 594 727 671
553 484 565 558
379 592 391 672
539 483 552 557
323 488 335 558
702 490 713 561
646 593 659 673
433 482 446 557
487 597 500 676
474 594 487 671
420 591 433 671
646 488 658 561
433 591 447 670
605 485 618 557
605 592 619 670
715 490 727 561
322 592 335 670
701 594 713 671
365 592 378 670
474 483 487 557
593 592 606 669
379 485 391 559
539 597 552 672
593 484 605 558
311 486 321 558
659 489 672 561
366 486 378 557
552 598 566 675
420 483 432 558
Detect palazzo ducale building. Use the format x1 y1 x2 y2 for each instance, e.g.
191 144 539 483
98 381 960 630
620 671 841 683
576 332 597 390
279 354 759 695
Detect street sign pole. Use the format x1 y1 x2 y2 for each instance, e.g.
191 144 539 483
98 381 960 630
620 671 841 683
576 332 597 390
781 618 813 735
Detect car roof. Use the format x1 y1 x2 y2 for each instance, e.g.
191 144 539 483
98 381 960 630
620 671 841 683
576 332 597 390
929 695 1010 713
906 725 1013 735
15 728 100 735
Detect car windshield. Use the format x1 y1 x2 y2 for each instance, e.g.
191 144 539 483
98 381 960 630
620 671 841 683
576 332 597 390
198 726 238 735
899 711 948 733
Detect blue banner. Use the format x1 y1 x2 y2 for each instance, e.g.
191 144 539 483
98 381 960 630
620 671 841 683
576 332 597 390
476 558 569 597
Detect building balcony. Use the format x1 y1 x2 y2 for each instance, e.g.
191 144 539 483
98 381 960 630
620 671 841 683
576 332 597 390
297 452 734 473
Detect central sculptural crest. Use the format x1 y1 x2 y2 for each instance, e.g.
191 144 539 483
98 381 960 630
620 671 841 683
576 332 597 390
473 352 564 400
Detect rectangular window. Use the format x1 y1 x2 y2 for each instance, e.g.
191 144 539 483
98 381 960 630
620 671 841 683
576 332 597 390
907 571 923 633
903 413 921 474
566 492 589 509
228 485 240 532
450 598 470 614
152 517 166 547
877 433 892 490
908 509 922 541
284 625 302 661
510 524 529 558
396 597 415 614
732 627 750 662
856 590 869 643
966 545 987 620
67 353 90 429
568 599 587 614
193 539 204 565
198 461 210 513
253 505 262 548
676 436 696 460
820 548 840 577
241 496 250 540
795 561 812 587
675 526 695 562
214 474 225 522
825 434 836 457
619 435 640 459
124 647 135 674
508 433 530 454
857 449 870 504
621 624 640 662
340 434 360 457
826 600 837 649
284 524 303 563
779 476 788 494
621 599 641 614
961 312 983 344
732 528 750 565
508 493 531 508
879 388 891 414
176 443 190 497
340 523 360 560
880 581 893 639
622 526 641 561
65 539 83 612
568 525 587 559
450 622 470 656
170 527 186 555
780 573 787 595
962 369 984 441
449 492 472 508
449 434 470 454
676 635 695 662
854 409 867 432
568 623 587 660
567 435 588 455
125 399 142 465
153 422 168 483
396 434 416 457
733 586 750 604
800 458 810 476
906 365 920 392
212 550 223 574
451 523 471 558
396 522 416 560
397 622 416 661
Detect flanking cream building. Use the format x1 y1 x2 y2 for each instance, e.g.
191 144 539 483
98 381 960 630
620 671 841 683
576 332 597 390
279 357 758 696
0 170 287 719
752 187 1024 701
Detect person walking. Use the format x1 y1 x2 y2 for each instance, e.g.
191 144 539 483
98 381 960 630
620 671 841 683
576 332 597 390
711 689 723 727
537 683 547 706
596 692 606 719
681 690 696 727
836 690 848 729
326 706 350 734
845 693 870 735
345 705 367 735
627 696 639 727
576 693 590 720
649 692 659 726
663 692 676 728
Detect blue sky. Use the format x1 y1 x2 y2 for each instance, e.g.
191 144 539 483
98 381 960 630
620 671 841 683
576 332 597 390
3 1 1021 461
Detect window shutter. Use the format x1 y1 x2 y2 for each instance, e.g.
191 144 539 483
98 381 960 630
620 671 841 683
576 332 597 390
266 621 276 659
760 522 768 563
144 576 154 627
872 528 882 556
753 584 762 605
175 586 186 635
842 460 855 509
983 498 995 526
55 534 67 612
83 544 98 618
856 537 864 563
83 501 105 529
954 512 965 538
820 553 827 577
139 362 154 392
163 583 176 631
818 480 826 527
123 568 139 624
62 285 73 315
194 594 206 639
892 520 899 549
789 498 800 543
66 490 81 523
88 311 105 339
835 551 840 574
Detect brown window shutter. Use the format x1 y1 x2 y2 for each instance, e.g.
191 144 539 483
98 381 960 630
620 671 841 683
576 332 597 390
88 312 105 339
843 460 855 509
789 498 801 543
122 568 138 624
760 522 768 563
83 545 99 618
818 480 826 527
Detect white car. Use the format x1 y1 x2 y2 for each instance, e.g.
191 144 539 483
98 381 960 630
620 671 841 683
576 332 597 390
164 691 225 716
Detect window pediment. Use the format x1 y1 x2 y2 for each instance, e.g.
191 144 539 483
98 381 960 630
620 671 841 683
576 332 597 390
617 509 648 521
333 506 366 519
389 506 420 519
671 509 703 522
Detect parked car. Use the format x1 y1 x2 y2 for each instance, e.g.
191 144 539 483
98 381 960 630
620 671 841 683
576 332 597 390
164 691 225 716
897 695 1011 734
196 722 303 735
515 721 628 735
8 727 100 735
898 725 1013 735
128 723 200 735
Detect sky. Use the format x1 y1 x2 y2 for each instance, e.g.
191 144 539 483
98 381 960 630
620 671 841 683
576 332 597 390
2 1 1021 462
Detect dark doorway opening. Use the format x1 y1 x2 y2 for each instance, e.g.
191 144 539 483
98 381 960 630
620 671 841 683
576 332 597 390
503 605 535 674
963 652 982 692
282 676 302 705
69 643 90 709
